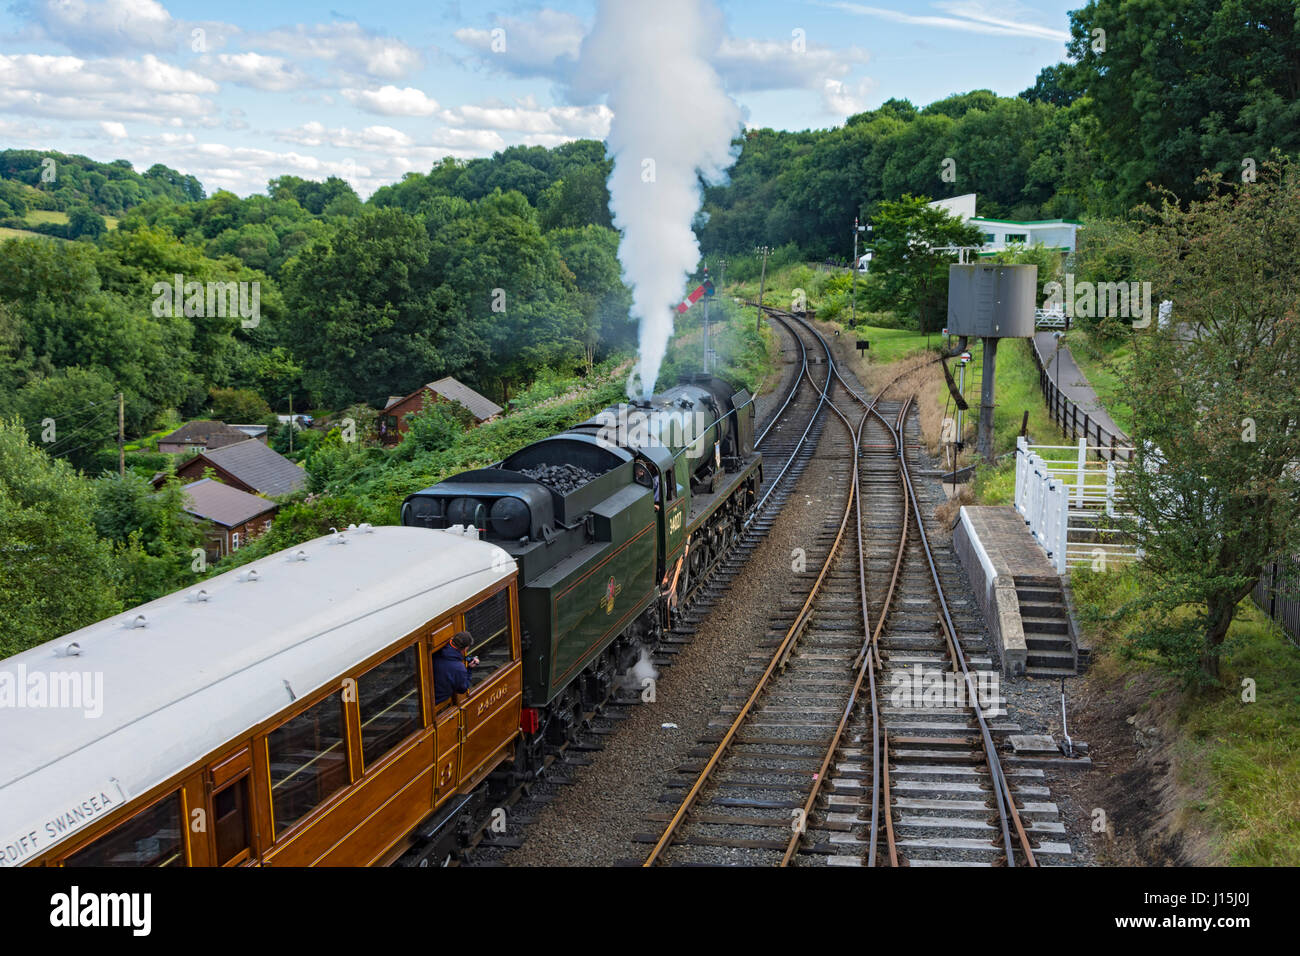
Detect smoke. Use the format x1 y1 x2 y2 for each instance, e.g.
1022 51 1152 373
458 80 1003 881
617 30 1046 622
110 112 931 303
574 0 742 398
619 648 659 697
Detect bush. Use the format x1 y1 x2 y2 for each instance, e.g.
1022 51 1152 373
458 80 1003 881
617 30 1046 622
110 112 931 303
208 386 271 422
402 396 476 456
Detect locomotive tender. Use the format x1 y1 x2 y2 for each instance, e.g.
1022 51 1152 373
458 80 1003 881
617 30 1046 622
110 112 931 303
402 374 761 772
0 375 761 866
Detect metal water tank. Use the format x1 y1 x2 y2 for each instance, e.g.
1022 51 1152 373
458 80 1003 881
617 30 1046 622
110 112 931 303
946 263 1037 337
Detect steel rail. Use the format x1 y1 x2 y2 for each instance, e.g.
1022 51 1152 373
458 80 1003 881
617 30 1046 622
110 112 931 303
815 329 1032 867
773 315 911 867
755 311 809 448
643 319 862 866
881 396 1038 868
746 323 835 522
861 396 913 868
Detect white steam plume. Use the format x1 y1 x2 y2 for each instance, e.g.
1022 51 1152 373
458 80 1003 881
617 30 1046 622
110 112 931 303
574 0 742 398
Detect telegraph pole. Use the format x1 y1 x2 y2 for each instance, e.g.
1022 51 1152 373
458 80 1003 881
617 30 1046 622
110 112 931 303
755 245 771 333
117 392 125 477
851 219 868 326
701 265 710 375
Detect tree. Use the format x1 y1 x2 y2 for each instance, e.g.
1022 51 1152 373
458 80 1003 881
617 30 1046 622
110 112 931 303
538 163 614 231
863 195 984 332
0 419 120 656
402 393 474 455
281 208 441 407
1119 162 1300 682
11 367 119 472
423 189 584 398
1019 64 1080 107
92 472 204 607
549 224 633 367
208 386 271 422
986 241 1062 305
1066 0 1300 214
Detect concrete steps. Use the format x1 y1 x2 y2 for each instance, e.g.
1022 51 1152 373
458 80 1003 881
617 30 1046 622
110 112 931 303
1014 575 1077 676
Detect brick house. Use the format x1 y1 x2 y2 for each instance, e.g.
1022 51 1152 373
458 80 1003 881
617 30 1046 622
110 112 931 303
158 421 249 455
379 376 504 445
155 438 307 496
179 478 278 563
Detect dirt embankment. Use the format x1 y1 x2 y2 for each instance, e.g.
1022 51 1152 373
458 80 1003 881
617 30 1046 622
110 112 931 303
1057 660 1217 866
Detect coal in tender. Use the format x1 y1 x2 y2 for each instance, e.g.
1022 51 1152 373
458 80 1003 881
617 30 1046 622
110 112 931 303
521 463 599 494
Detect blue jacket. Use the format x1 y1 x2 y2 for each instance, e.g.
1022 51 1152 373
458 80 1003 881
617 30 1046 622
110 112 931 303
432 645 472 703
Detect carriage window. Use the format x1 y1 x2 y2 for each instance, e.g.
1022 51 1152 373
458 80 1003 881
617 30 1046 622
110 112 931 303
64 792 185 867
267 693 348 836
213 776 251 865
358 646 422 767
463 589 512 690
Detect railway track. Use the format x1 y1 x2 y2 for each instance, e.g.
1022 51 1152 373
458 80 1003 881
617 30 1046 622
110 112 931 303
651 310 834 666
637 308 1073 866
457 311 840 865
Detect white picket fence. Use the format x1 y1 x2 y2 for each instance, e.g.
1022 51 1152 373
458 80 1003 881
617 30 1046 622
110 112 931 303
1014 436 1138 572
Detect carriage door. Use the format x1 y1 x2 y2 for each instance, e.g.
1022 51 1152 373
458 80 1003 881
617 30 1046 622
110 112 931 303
207 747 257 866
457 586 523 785
430 622 463 805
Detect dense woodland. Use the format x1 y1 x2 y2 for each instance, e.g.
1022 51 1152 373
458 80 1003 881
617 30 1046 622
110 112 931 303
3 0 1299 654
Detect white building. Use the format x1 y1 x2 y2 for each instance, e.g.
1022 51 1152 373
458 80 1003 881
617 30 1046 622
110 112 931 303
969 216 1080 254
928 193 1080 255
855 193 1079 272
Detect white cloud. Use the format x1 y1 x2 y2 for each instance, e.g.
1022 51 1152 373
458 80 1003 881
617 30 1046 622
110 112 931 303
823 1 1069 41
200 52 311 92
0 53 216 95
822 76 879 114
452 8 875 120
118 139 481 198
0 89 212 125
428 127 506 151
0 52 216 124
454 9 584 78
438 101 612 139
99 120 127 139
341 85 439 116
276 121 414 151
716 36 870 93
254 22 422 81
0 117 59 142
14 0 178 55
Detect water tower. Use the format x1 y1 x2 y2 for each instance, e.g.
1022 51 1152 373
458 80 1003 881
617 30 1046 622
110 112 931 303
946 263 1037 461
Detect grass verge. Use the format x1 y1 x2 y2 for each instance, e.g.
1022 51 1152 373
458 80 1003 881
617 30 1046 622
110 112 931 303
1071 566 1300 865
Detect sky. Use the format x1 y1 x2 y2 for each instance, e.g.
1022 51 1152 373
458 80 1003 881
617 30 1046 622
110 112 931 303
0 0 1080 199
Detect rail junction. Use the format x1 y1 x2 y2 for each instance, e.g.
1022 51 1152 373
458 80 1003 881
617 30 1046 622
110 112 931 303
466 309 1075 867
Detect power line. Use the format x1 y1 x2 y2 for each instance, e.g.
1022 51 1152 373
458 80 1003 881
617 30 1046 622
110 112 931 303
18 398 112 431
50 431 118 463
43 406 115 454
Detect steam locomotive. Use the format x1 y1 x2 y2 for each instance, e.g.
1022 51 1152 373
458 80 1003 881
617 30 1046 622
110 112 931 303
402 374 762 771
